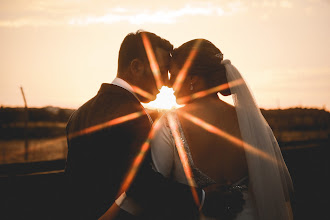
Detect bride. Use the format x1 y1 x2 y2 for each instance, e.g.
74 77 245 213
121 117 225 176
150 39 294 219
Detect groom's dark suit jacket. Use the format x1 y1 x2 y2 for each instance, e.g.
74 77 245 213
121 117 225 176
64 83 201 219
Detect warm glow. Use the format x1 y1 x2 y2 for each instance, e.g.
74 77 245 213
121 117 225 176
1 1 329 110
144 86 183 110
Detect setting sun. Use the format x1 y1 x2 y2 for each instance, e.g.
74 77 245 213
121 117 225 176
144 86 183 110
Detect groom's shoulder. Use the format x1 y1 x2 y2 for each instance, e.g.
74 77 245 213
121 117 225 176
78 84 133 108
69 84 142 124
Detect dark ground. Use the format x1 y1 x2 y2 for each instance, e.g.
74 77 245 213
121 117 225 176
282 141 329 219
0 139 329 220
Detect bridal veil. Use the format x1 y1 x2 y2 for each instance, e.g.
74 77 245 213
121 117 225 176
222 60 294 220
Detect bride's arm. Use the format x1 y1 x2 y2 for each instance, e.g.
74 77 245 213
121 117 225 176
150 115 175 176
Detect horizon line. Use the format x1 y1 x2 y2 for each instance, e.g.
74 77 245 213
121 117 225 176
1 104 329 112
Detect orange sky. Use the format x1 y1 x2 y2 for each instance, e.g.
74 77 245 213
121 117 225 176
1 0 329 110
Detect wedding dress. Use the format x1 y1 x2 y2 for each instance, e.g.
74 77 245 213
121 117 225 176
150 111 258 220
150 60 293 220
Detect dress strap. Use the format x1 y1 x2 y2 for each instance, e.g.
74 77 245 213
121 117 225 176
165 111 216 188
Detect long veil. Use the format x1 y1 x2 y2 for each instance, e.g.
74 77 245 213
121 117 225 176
222 60 294 220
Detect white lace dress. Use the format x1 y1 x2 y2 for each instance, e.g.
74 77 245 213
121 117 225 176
150 111 258 220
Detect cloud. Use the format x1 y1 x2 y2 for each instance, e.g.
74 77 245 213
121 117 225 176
69 4 219 25
248 0 295 8
0 1 246 27
6 0 322 27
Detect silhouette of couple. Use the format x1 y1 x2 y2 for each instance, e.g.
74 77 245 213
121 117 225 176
65 30 293 220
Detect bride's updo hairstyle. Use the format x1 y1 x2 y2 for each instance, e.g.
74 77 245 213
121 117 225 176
171 39 231 96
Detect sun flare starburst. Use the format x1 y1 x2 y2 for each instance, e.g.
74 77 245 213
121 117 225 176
144 86 183 110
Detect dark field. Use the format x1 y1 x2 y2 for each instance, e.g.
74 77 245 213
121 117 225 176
282 142 329 219
0 107 329 219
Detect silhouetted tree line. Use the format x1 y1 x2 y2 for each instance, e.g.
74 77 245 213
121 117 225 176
260 108 329 131
0 106 75 139
0 106 75 125
0 106 329 140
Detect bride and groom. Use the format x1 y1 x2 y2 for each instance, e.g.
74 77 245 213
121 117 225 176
65 30 293 220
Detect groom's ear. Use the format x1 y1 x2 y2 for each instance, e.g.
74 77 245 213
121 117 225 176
130 58 145 76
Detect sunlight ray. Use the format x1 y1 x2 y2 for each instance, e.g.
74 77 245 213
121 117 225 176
141 32 163 89
172 39 203 93
167 113 201 207
178 111 278 164
100 119 163 220
177 78 244 104
68 111 146 140
116 118 162 196
131 85 156 101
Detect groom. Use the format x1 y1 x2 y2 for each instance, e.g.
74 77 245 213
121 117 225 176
65 30 244 219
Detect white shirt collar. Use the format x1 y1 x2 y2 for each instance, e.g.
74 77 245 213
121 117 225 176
111 77 153 124
111 77 134 94
111 77 142 102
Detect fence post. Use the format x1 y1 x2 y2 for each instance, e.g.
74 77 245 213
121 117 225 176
20 86 29 161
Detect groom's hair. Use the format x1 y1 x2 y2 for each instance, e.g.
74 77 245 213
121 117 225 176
117 30 173 75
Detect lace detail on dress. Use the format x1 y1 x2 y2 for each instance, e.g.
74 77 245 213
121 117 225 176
165 111 216 188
